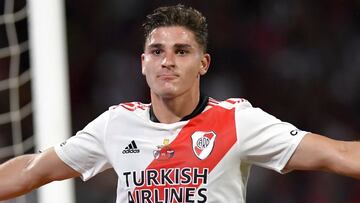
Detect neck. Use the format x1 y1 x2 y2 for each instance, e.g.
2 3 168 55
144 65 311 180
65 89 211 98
150 89 200 124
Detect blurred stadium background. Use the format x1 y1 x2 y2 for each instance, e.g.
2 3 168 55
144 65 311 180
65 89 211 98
1 0 360 202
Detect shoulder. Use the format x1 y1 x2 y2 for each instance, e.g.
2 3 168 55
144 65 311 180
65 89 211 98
109 101 150 112
208 97 252 110
106 101 151 121
79 101 150 135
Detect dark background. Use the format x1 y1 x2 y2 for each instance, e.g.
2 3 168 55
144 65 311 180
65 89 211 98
64 0 360 203
1 0 359 202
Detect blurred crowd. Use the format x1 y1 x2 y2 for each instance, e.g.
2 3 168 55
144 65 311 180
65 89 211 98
1 0 360 202
65 1 360 202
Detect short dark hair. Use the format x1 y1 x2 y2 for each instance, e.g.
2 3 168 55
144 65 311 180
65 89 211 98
142 4 208 52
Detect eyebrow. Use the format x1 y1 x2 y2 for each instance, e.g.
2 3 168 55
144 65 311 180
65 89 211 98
147 43 163 49
146 43 193 49
173 43 192 49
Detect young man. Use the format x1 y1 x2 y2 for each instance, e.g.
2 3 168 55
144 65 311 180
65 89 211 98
0 4 359 203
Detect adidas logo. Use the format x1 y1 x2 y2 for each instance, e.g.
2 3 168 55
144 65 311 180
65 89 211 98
122 140 140 154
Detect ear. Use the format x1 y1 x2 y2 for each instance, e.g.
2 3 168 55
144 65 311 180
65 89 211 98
199 53 211 75
141 53 146 75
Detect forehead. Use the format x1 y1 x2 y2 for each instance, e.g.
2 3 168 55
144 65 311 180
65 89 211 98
145 26 199 49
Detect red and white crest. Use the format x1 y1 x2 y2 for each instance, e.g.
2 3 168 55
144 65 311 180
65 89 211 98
191 131 216 160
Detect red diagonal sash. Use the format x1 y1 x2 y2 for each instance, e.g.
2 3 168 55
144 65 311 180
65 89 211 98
131 105 237 202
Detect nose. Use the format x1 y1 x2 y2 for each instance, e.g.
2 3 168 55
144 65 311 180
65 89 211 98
161 52 175 68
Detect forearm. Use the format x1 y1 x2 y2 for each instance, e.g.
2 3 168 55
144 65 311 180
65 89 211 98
0 148 80 200
0 154 38 200
329 141 360 179
286 133 360 180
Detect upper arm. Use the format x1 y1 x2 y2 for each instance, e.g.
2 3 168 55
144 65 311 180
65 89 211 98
26 147 80 187
284 133 348 174
235 105 308 173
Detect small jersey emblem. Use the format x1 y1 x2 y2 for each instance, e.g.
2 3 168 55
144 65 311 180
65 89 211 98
191 131 216 160
153 139 175 160
290 129 299 136
122 140 140 154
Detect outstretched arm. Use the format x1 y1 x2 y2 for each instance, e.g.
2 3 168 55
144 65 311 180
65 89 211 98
285 133 360 179
0 147 80 200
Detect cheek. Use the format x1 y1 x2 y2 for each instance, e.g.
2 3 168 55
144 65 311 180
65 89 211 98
185 56 203 75
142 57 155 76
141 66 146 75
185 62 202 77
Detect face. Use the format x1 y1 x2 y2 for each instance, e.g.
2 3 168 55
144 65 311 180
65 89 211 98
141 26 210 99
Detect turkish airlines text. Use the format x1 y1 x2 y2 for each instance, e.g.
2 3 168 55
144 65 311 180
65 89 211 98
123 167 209 203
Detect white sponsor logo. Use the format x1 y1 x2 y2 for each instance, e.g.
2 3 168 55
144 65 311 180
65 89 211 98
191 131 216 160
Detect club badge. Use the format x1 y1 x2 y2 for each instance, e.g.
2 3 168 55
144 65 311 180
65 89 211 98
191 131 216 160
153 139 175 161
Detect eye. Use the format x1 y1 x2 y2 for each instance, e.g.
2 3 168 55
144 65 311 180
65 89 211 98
176 50 188 55
152 49 162 55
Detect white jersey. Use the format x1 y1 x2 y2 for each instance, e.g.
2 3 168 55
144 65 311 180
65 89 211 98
54 98 307 203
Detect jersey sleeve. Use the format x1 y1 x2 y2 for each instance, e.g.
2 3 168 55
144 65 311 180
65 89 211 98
235 102 308 173
54 111 112 181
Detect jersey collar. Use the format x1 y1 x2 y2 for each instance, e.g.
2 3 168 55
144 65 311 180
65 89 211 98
149 94 209 123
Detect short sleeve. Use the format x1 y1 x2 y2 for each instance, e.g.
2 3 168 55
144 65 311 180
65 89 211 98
54 111 112 181
235 103 308 173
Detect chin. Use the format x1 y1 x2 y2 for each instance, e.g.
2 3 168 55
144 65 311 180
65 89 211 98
158 91 178 99
152 88 180 99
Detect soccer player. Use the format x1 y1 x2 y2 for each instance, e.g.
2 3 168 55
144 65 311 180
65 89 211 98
0 4 359 203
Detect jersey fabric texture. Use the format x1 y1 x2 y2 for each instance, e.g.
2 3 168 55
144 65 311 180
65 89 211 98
54 98 308 203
